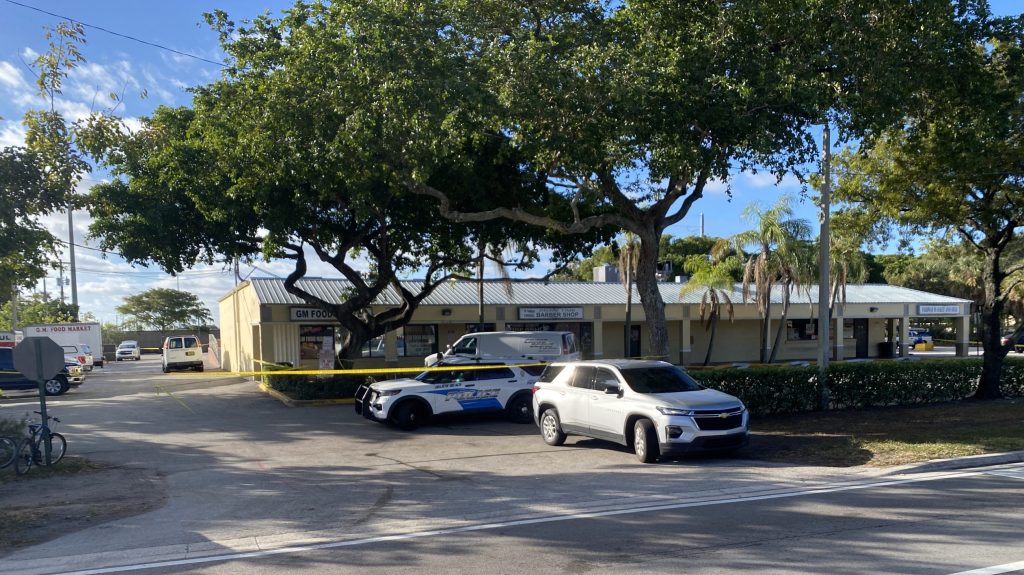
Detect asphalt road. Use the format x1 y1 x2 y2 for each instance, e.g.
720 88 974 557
1 357 1022 575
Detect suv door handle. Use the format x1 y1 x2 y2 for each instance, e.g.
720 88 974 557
464 383 475 387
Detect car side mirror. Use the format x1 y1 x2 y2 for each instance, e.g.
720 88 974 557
604 384 620 395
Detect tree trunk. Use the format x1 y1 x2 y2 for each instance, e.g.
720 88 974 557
768 299 789 364
703 314 718 366
974 251 1007 399
634 230 669 361
338 325 372 368
760 296 772 363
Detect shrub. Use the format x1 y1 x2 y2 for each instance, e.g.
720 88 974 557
691 357 1023 417
261 362 372 401
0 415 26 439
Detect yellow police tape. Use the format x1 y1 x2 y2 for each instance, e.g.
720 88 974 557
205 359 550 378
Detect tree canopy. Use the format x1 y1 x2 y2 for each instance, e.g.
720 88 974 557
85 18 603 358
0 294 82 330
832 12 1024 398
116 288 213 331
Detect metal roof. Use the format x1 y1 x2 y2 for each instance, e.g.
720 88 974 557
247 277 971 307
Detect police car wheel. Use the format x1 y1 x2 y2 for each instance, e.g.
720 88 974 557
393 402 426 431
507 394 533 424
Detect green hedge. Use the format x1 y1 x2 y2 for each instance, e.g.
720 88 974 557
262 365 371 401
693 357 1024 416
259 357 1024 408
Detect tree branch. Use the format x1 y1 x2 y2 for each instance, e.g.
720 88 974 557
406 180 634 233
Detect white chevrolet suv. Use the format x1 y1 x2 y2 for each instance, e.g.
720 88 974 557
532 360 749 463
354 363 543 430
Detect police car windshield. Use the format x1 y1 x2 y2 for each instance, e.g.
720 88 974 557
620 366 704 394
416 370 453 383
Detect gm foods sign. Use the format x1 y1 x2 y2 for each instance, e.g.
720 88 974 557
290 307 336 322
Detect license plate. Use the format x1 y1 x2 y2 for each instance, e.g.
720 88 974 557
185 351 195 356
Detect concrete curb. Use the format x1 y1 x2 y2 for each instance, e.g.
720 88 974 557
257 382 354 407
888 449 1024 475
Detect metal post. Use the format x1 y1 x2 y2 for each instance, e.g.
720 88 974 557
11 285 18 330
34 348 52 465
624 247 633 358
68 208 78 320
817 124 832 410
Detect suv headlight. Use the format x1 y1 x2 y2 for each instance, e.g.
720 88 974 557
656 406 694 416
378 389 401 397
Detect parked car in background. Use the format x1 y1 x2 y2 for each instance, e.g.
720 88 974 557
355 363 542 430
0 347 82 395
116 340 141 361
909 328 933 348
162 335 204 373
532 360 749 463
1002 332 1024 353
62 344 94 371
425 331 580 367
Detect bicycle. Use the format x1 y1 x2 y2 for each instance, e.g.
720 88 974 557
14 411 66 476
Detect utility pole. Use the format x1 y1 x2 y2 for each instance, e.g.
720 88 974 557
10 285 18 331
59 266 66 303
817 124 832 411
68 208 78 320
700 213 705 237
623 244 633 358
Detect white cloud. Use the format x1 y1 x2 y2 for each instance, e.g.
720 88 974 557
703 177 730 196
736 170 802 190
0 61 28 91
53 98 93 122
0 122 26 147
141 69 176 104
121 116 143 134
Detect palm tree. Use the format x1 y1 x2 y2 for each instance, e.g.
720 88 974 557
733 196 812 363
472 237 517 331
769 240 816 363
679 251 740 365
618 232 641 357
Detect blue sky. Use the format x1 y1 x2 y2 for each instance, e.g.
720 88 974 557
1 1 1020 326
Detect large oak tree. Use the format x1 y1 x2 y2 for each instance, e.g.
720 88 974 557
832 14 1024 398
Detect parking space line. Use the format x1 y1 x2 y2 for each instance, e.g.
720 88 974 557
946 560 1024 575
35 463 1024 575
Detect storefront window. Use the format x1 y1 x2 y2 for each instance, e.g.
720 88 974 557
300 325 337 359
403 325 437 357
786 319 816 341
359 325 439 358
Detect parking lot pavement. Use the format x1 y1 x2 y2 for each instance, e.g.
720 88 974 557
1 364 1018 575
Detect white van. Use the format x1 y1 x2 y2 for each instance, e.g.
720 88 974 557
425 331 580 366
162 335 204 373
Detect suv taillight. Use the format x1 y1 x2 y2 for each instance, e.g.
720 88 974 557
78 355 86 363
532 384 540 394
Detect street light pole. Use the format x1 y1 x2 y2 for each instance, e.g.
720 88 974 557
68 207 79 320
817 124 832 410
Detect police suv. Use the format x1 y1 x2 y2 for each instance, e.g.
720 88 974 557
354 363 543 430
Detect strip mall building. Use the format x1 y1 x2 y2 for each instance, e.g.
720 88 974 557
217 277 973 373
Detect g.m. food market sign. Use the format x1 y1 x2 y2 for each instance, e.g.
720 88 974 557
290 307 336 322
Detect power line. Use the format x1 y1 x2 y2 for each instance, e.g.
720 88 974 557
3 0 227 68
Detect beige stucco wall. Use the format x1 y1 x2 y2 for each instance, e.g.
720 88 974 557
219 282 969 372
217 282 262 374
